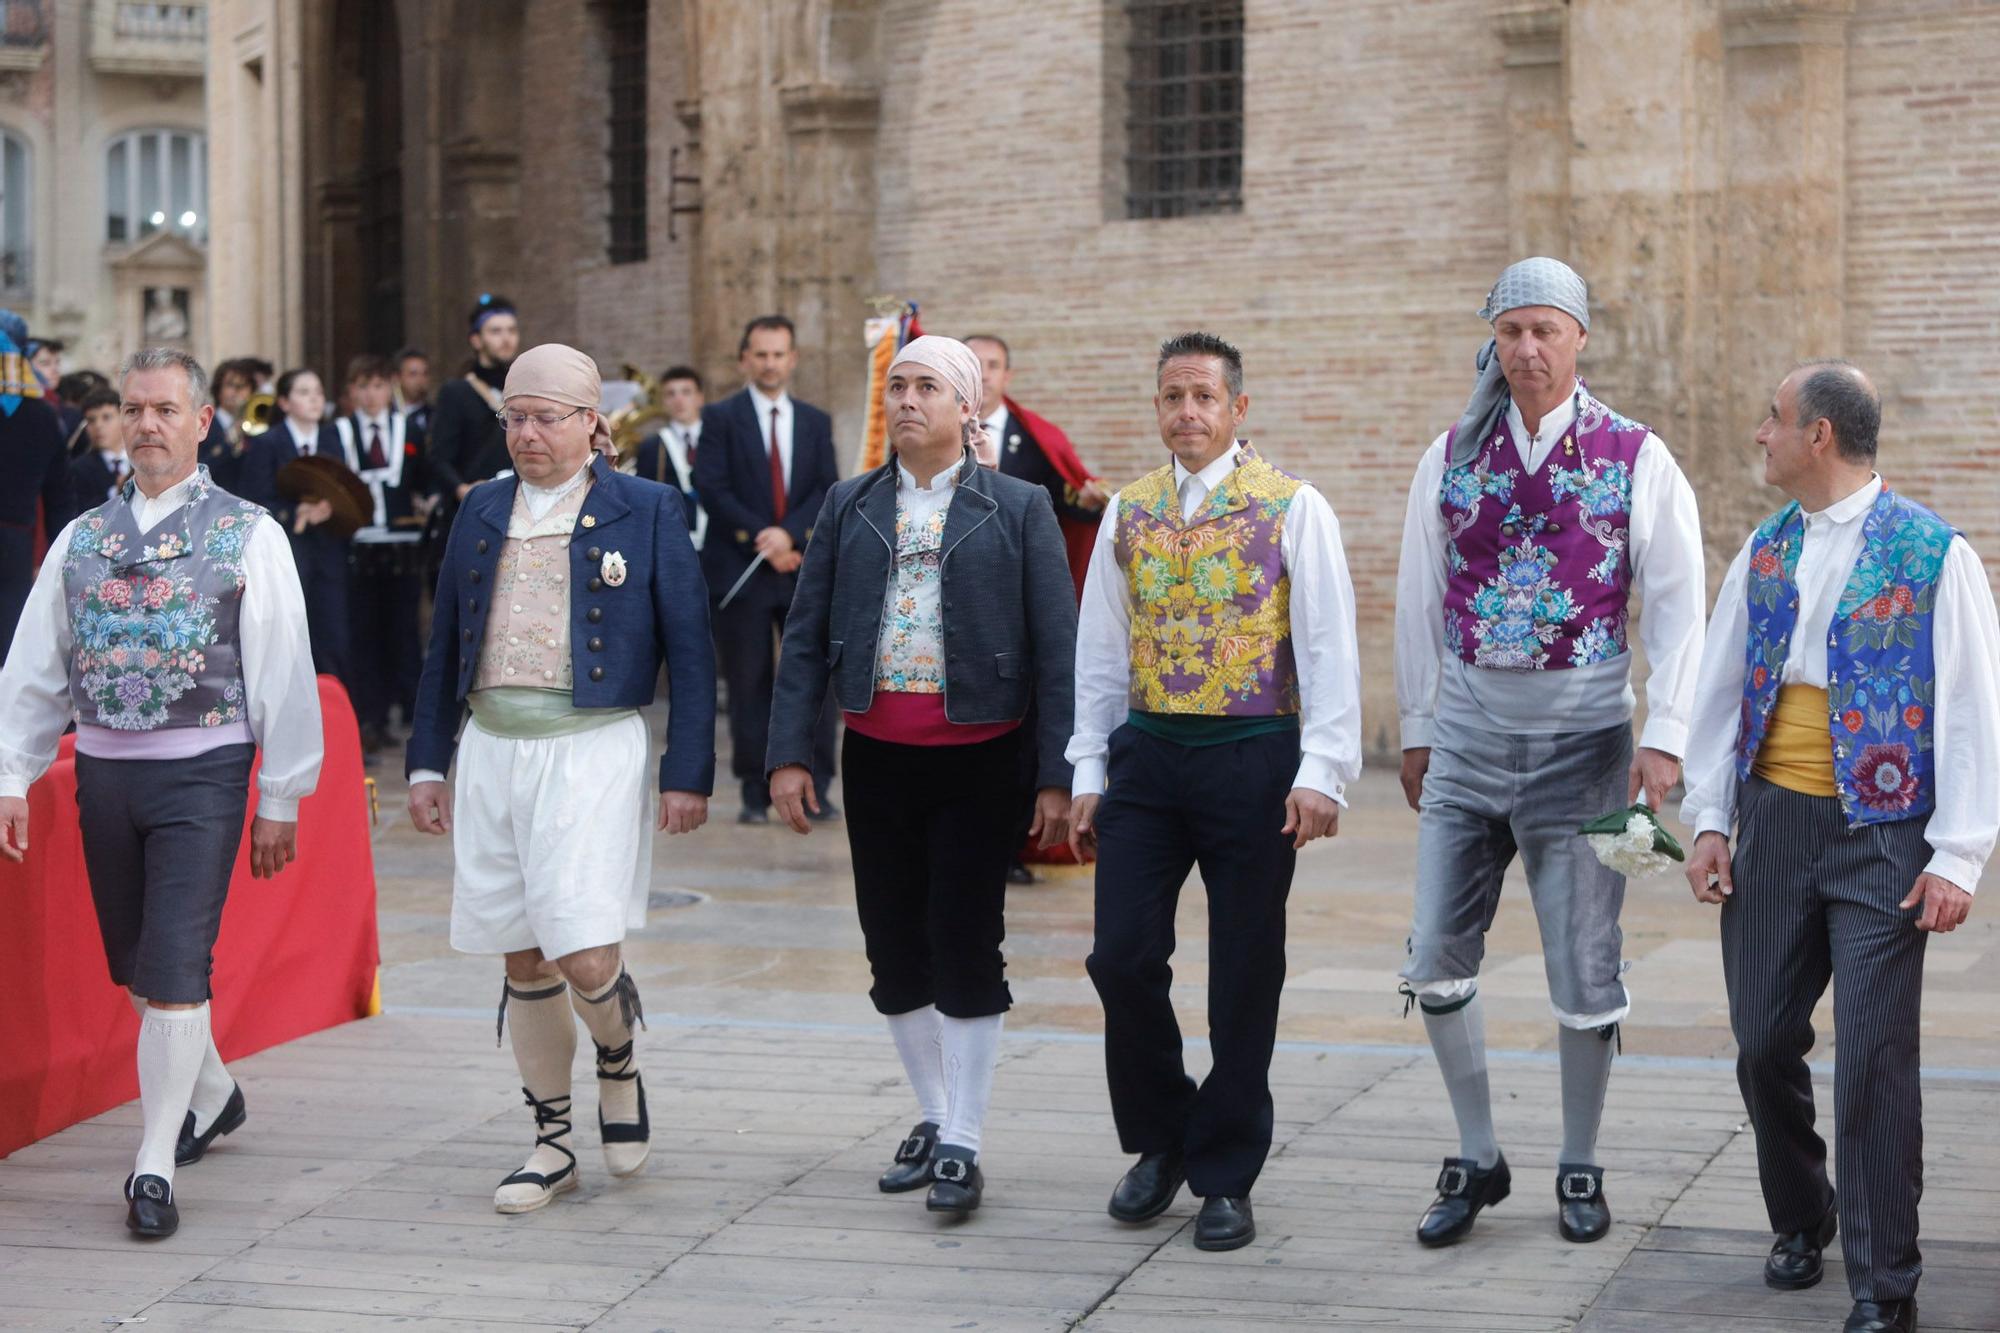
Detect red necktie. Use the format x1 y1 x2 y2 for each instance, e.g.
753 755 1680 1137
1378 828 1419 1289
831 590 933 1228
366 423 387 469
682 428 696 469
768 406 787 521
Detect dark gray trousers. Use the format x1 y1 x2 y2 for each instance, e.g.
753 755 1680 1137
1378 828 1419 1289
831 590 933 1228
1723 776 1932 1303
73 742 255 1004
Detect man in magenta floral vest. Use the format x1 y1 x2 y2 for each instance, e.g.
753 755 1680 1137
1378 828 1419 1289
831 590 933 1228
1395 258 1708 1249
1680 362 1999 1333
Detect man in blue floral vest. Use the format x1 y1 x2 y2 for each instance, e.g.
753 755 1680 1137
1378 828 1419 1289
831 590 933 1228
0 348 324 1241
1681 361 2000 1333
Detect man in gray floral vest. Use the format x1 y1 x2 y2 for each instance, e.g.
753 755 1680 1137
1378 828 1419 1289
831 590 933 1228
0 348 323 1240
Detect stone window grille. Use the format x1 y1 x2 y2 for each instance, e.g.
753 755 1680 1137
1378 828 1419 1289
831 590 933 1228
603 0 647 264
1124 0 1244 220
105 128 206 245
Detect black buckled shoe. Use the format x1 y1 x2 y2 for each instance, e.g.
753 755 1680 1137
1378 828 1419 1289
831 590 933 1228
1556 1162 1611 1243
1844 1299 1916 1333
1766 1200 1838 1290
124 1173 178 1239
1417 1154 1510 1247
1193 1195 1255 1251
1108 1150 1186 1222
879 1120 938 1193
176 1083 247 1167
925 1145 983 1216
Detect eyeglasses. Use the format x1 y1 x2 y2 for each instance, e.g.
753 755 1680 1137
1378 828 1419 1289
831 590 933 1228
495 407 587 432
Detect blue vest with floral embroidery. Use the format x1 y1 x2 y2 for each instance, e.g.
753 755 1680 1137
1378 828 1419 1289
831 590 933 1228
1737 489 1956 827
60 468 265 732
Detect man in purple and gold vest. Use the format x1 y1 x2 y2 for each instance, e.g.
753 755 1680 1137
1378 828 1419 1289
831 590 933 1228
1066 331 1363 1253
1395 258 1707 1248
1681 362 1998 1333
0 348 323 1241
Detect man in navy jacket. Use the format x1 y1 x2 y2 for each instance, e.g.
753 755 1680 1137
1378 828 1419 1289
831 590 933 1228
406 343 715 1216
693 314 840 821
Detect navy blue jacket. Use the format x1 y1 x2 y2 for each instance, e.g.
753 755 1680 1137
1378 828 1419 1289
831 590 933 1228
406 457 718 794
766 452 1077 791
692 388 838 602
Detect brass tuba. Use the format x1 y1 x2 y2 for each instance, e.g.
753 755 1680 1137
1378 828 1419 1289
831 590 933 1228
230 391 276 454
607 364 666 472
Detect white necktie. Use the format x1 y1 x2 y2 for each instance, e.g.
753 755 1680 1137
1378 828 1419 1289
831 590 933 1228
1180 476 1205 519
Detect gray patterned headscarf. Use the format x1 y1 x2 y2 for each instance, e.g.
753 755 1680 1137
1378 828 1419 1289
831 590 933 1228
1449 257 1591 466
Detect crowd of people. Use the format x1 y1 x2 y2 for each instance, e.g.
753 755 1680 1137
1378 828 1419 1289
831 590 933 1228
0 256 1994 1333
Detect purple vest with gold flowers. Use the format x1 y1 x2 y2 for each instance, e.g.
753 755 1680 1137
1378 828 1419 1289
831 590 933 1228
1439 391 1648 671
1736 489 1954 828
1113 444 1301 716
60 468 264 732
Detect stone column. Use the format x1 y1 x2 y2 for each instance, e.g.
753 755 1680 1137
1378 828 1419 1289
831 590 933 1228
1494 2 1570 258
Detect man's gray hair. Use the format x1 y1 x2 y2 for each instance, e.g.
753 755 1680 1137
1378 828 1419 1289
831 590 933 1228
118 347 208 410
1791 358 1879 464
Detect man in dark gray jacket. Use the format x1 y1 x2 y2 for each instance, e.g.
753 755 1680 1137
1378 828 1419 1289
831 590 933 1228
767 335 1076 1220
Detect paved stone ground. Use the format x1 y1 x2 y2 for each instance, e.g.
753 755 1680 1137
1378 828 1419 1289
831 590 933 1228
4 712 1997 1331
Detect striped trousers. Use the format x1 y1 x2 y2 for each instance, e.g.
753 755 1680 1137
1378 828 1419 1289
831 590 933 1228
1722 776 1932 1303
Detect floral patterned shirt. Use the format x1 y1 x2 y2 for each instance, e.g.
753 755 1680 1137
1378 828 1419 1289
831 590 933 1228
871 464 957 694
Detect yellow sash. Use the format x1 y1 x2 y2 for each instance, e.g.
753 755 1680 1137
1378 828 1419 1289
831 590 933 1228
1751 685 1838 796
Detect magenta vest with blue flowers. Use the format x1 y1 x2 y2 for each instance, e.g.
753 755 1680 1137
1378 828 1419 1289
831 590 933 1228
60 468 265 732
1439 391 1649 670
1736 489 1955 827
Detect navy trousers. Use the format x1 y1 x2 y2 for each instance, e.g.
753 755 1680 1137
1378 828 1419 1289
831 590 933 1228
1087 723 1301 1199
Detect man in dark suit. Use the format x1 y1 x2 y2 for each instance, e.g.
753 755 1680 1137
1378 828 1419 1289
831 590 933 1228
0 313 73 665
68 387 128 510
693 315 840 822
631 365 706 550
394 347 433 440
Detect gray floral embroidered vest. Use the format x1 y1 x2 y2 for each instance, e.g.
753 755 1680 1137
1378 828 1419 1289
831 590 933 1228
60 467 266 731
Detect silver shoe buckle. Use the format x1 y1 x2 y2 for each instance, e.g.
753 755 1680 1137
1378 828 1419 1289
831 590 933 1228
1561 1171 1597 1201
1437 1165 1470 1197
895 1133 929 1164
934 1157 970 1184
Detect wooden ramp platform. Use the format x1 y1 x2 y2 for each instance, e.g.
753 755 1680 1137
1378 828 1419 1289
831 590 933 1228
2 1014 1996 1332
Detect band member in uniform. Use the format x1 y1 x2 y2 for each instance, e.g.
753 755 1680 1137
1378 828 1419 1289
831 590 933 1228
407 343 716 1214
631 365 706 551
237 369 358 690
0 309 75 665
1069 332 1362 1252
693 315 841 822
69 387 129 508
767 335 1077 1217
394 347 433 439
428 295 520 510
0 348 322 1239
338 355 429 752
1681 362 1999 1333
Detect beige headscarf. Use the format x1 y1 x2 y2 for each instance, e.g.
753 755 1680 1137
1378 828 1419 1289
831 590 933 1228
503 342 614 456
889 334 996 467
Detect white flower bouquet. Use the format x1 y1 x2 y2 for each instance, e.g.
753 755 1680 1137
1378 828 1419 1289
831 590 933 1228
1579 803 1685 879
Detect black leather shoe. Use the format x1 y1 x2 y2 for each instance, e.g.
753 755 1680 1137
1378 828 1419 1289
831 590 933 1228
1556 1162 1611 1243
925 1145 982 1216
1193 1195 1255 1251
1006 861 1035 885
878 1120 938 1193
1108 1150 1185 1222
1417 1154 1510 1246
808 798 842 823
1844 1299 1916 1333
1765 1200 1838 1290
176 1083 247 1167
736 807 770 825
124 1174 178 1239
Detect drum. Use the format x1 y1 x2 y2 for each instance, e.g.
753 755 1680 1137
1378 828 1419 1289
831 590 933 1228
350 529 424 579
